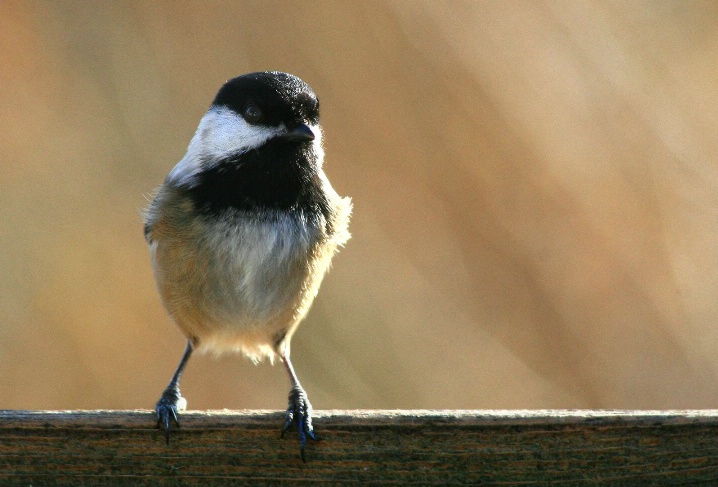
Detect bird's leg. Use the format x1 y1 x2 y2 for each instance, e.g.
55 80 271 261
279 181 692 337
280 350 318 462
155 340 194 444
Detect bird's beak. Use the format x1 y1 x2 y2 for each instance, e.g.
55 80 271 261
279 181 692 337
282 124 315 142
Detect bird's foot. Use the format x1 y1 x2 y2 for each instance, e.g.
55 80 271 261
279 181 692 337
155 386 187 444
281 385 318 461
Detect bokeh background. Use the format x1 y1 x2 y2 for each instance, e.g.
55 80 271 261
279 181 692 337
2 1 718 412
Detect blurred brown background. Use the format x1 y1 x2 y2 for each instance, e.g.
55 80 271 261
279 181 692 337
2 1 718 412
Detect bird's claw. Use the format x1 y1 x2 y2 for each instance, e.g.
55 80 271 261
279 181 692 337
155 386 186 444
281 385 318 462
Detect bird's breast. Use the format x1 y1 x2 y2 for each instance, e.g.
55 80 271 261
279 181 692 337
149 200 327 347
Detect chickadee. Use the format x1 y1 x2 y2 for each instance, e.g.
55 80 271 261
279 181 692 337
144 71 351 461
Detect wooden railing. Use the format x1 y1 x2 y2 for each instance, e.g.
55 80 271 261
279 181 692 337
2 409 718 484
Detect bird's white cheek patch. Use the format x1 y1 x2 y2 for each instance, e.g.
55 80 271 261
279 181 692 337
167 150 202 188
310 124 325 166
166 107 282 188
201 107 280 159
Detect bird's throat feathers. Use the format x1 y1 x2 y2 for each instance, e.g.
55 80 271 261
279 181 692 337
182 143 330 220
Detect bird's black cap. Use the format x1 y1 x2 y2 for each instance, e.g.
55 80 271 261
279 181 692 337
212 72 320 127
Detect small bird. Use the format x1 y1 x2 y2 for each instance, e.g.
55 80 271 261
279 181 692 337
143 71 351 461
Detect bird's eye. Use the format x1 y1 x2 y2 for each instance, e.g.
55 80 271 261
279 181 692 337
243 103 262 124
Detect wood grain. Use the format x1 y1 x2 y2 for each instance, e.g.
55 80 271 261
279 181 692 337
2 409 718 485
